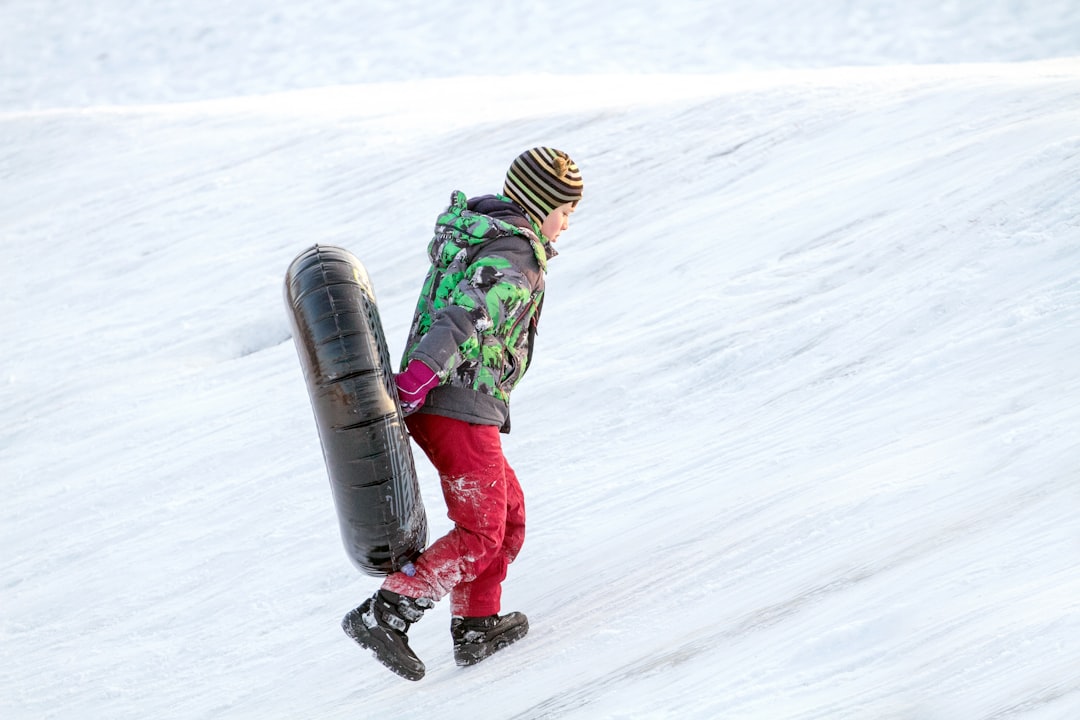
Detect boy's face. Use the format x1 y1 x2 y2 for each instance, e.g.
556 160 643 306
541 202 576 243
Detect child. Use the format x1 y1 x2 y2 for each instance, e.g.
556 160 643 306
342 148 583 680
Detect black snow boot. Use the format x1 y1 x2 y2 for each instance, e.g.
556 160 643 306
451 611 529 667
342 590 434 681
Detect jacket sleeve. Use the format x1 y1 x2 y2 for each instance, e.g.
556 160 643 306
408 239 539 377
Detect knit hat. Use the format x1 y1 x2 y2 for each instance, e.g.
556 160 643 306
502 147 584 227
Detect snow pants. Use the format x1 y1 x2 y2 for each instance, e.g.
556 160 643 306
381 413 525 617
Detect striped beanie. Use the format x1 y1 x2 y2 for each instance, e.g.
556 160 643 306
503 147 584 227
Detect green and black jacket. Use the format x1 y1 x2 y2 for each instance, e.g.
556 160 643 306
402 191 555 432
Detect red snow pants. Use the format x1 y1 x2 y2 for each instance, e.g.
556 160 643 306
381 413 525 617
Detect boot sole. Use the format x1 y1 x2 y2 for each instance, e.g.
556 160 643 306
342 612 426 681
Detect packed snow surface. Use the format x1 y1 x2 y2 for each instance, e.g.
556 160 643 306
2 1 1079 718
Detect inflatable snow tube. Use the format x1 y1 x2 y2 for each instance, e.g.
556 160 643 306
284 245 427 576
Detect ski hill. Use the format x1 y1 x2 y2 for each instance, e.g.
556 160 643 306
2 2 1079 718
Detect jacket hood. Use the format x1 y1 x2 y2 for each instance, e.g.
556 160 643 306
435 191 556 270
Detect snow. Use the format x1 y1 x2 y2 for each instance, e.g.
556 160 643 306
2 2 1080 718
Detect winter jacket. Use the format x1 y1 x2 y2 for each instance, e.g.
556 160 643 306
401 191 555 432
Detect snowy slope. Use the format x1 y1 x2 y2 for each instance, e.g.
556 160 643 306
3 2 1080 719
3 0 1080 111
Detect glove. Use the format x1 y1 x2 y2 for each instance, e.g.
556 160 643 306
395 360 439 415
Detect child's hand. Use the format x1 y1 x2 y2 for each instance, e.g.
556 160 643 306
395 360 439 415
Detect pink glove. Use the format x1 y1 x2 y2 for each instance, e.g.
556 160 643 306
395 360 439 415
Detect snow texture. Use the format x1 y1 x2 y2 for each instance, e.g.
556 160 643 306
2 1 1080 719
